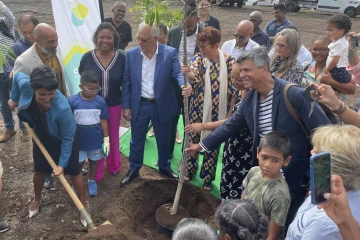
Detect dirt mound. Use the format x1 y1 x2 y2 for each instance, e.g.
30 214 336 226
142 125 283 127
100 179 221 239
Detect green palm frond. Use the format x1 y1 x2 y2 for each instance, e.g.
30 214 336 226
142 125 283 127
0 43 15 67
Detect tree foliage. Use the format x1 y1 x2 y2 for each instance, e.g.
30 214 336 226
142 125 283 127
0 44 15 67
129 0 183 28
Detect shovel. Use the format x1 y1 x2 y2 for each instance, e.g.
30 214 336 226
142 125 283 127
20 114 111 230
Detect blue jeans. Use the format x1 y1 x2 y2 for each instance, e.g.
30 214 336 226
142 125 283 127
0 73 25 130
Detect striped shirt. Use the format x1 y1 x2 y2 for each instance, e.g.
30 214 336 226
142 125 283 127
0 2 16 73
258 89 273 138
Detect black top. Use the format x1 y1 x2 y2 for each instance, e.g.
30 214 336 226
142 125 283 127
104 18 132 50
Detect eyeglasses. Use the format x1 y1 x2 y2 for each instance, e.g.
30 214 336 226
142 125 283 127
84 86 102 93
310 48 329 53
136 35 154 43
197 44 213 51
233 33 248 41
275 43 287 49
21 30 34 36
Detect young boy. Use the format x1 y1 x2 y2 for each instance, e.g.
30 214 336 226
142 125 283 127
242 132 291 240
69 69 109 197
0 161 10 233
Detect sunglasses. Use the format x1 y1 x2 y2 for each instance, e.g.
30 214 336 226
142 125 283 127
233 33 248 41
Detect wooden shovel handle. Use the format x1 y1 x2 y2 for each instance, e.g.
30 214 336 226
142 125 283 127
18 109 95 229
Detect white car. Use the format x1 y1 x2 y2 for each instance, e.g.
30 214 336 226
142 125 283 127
245 0 258 6
257 0 279 6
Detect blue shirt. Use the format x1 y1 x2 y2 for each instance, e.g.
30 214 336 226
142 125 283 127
5 38 33 76
69 93 109 151
251 30 271 50
285 189 360 239
264 18 293 37
78 50 125 106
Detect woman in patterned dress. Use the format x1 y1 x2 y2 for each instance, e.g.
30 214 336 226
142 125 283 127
185 61 253 199
182 26 236 191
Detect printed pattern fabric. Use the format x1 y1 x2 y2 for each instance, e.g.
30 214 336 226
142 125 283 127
186 53 236 183
220 95 253 199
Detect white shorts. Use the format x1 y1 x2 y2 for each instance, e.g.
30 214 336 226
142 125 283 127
79 149 103 162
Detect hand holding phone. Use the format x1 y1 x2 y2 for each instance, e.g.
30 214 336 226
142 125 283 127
310 152 332 205
305 84 320 101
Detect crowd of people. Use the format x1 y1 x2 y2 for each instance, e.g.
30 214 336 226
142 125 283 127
0 0 360 239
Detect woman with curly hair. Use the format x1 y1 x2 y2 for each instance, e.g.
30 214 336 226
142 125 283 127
78 22 125 181
215 199 269 240
270 28 303 84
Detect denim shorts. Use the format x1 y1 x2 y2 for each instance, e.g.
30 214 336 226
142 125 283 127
79 148 103 162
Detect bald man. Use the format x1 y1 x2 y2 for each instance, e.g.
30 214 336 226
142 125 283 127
249 11 270 50
221 20 259 59
12 23 69 189
13 23 68 97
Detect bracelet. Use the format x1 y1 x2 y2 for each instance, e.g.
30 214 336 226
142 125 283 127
333 101 346 114
329 100 342 112
336 106 349 116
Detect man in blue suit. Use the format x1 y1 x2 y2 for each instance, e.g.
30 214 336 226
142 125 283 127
121 22 192 186
185 47 330 231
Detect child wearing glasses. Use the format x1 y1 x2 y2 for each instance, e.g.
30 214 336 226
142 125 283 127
69 69 109 197
325 14 352 83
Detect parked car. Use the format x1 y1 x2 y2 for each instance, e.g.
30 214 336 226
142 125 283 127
212 0 244 7
245 0 258 6
285 0 360 17
257 0 279 6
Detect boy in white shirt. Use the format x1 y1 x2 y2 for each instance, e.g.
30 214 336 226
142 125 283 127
325 14 352 83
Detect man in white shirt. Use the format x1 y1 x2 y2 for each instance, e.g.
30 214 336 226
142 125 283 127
121 23 192 186
221 20 259 59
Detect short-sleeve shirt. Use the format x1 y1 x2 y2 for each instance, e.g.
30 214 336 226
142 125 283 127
69 94 109 151
326 37 349 68
221 39 259 60
264 18 293 37
104 18 132 50
251 30 271 50
243 166 291 226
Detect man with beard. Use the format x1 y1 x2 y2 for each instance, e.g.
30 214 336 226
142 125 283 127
13 23 69 188
104 1 132 50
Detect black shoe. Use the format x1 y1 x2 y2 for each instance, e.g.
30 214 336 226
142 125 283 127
120 170 139 187
159 169 178 179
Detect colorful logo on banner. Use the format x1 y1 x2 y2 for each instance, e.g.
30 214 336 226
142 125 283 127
70 0 89 26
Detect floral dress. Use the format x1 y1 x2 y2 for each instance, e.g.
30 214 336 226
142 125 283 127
186 52 236 184
220 94 253 199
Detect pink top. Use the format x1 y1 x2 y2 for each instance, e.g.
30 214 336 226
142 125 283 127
347 60 360 84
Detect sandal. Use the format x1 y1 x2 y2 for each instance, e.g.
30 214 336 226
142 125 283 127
183 172 192 182
203 181 212 191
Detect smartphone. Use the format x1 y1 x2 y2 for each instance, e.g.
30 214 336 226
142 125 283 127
348 34 358 62
310 152 332 205
305 84 318 101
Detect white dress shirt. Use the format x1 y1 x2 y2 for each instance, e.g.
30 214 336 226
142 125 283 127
178 25 199 64
141 43 158 99
221 39 259 59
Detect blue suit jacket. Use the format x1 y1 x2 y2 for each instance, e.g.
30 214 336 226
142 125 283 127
202 77 330 195
122 44 184 122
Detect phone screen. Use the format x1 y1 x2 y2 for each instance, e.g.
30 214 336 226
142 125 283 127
312 153 331 204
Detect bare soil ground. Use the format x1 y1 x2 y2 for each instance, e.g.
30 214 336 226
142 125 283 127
1 0 360 239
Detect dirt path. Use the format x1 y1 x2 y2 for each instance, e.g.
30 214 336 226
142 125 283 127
1 1 360 239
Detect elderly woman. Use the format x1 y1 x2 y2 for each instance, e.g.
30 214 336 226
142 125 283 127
172 218 218 240
182 26 236 191
270 29 303 84
8 66 88 225
286 125 360 239
300 35 356 95
79 22 125 181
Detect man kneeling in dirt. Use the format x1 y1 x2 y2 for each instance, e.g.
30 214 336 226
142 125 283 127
0 161 10 233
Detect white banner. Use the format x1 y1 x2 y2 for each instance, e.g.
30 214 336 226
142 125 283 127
51 0 101 95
